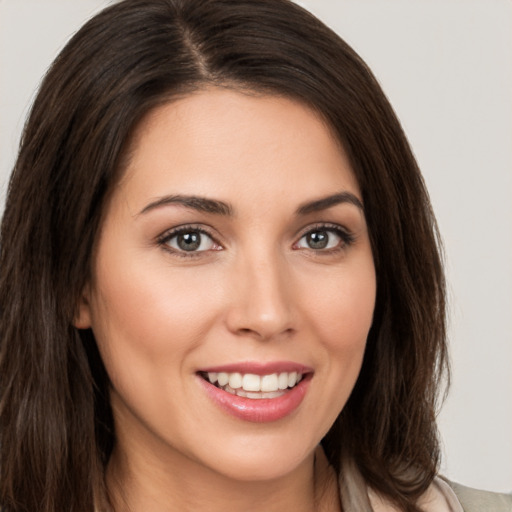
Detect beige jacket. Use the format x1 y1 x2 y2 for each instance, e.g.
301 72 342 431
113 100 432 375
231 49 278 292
316 445 512 512
448 481 512 512
370 477 512 512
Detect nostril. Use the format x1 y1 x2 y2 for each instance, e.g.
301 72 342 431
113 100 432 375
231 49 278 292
235 326 295 341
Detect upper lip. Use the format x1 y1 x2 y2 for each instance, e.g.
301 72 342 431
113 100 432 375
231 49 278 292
197 361 313 376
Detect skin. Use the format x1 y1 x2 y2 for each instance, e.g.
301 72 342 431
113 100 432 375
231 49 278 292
76 88 376 511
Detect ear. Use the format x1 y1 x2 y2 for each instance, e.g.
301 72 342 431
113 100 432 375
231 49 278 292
73 284 92 329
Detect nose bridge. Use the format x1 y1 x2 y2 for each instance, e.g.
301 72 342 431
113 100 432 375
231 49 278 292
226 243 294 340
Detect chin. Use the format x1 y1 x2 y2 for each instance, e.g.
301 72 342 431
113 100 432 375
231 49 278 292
195 433 315 483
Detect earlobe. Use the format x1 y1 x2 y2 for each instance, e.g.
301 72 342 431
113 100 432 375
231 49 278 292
73 286 92 329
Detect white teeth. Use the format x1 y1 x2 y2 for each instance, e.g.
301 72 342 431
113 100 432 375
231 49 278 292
278 372 289 390
225 385 285 399
288 371 298 388
242 373 261 392
228 372 242 389
261 373 279 392
205 370 305 394
258 390 283 399
217 372 229 386
246 390 275 399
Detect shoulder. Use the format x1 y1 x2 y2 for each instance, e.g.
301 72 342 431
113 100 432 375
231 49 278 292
413 477 512 512
446 480 512 512
366 475 512 512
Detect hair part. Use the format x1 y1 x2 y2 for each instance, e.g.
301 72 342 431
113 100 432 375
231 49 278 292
0 1 448 511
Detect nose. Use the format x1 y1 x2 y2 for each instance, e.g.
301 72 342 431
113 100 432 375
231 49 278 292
225 250 295 341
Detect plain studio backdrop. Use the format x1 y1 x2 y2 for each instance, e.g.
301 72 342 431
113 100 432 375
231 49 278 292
0 0 511 494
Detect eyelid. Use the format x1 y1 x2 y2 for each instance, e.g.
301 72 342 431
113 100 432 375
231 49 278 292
156 224 223 257
296 222 353 237
293 222 355 250
155 221 355 258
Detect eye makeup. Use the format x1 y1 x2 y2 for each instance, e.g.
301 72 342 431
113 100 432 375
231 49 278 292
156 224 223 259
155 220 356 261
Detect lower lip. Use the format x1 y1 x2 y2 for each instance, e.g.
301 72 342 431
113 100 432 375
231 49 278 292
198 375 311 423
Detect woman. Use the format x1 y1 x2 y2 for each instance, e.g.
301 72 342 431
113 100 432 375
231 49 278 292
0 1 510 511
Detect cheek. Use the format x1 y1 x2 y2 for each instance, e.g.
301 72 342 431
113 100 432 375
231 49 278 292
88 253 226 380
301 260 376 416
87 260 229 438
304 259 376 350
315 292 373 380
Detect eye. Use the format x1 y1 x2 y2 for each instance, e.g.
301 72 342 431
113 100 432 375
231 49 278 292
295 225 353 251
161 227 219 253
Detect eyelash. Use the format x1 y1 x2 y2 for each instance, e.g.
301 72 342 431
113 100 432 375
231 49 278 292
295 223 356 254
157 225 221 259
157 223 355 258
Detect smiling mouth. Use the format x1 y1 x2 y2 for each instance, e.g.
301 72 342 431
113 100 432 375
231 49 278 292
199 371 305 399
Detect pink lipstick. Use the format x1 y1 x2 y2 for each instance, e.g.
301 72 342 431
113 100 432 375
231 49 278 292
197 361 312 423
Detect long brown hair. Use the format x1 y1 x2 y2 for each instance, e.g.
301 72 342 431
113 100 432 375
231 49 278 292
0 1 448 511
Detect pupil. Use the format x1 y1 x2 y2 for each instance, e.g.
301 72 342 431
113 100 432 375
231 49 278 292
178 232 201 251
307 231 328 249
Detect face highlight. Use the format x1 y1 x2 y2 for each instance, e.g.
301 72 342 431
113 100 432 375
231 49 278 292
76 89 376 486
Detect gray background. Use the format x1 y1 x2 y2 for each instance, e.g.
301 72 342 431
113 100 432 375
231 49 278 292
1 0 511 492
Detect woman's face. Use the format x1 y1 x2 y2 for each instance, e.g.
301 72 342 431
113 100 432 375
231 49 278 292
77 88 376 482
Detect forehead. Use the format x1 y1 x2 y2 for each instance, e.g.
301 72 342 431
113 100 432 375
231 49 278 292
117 88 360 213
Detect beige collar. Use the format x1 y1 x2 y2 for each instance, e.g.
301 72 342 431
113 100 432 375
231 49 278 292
315 445 463 512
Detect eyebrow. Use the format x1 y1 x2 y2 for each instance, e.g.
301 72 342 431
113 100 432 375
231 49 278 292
139 195 233 216
138 190 363 217
296 191 364 215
